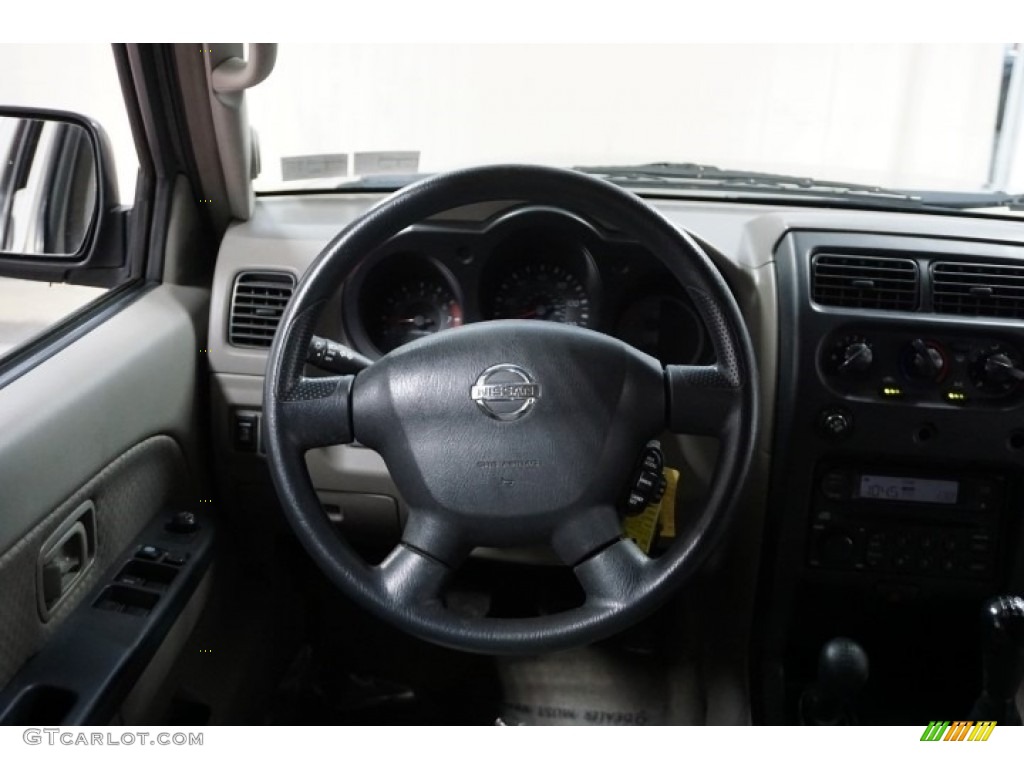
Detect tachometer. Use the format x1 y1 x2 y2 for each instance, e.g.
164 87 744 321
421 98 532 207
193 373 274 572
367 277 463 353
490 263 591 327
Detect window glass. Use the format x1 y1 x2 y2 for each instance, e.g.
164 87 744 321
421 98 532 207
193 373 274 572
248 43 1021 196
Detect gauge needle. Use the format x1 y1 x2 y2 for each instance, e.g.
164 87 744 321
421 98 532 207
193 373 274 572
518 304 547 319
393 316 435 327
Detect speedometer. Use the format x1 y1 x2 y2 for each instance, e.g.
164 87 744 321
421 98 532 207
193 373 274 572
366 277 463 354
489 263 592 327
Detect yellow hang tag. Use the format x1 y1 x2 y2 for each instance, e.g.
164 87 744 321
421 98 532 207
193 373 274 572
623 467 681 553
658 467 680 539
623 502 660 554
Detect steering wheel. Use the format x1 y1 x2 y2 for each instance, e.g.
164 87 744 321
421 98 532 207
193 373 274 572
263 165 758 654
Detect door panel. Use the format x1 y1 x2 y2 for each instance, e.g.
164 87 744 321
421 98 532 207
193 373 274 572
0 284 207 690
0 436 187 688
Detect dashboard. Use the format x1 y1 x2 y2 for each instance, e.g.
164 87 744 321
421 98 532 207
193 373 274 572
206 191 1024 725
340 206 711 366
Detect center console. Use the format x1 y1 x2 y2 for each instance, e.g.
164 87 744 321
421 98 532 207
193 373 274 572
757 230 1024 724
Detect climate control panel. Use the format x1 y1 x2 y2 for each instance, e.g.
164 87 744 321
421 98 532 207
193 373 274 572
820 329 1024 405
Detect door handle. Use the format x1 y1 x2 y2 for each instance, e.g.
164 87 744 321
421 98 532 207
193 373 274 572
40 522 87 607
36 501 97 620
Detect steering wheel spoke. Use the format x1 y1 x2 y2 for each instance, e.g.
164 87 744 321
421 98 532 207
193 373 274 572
665 363 743 436
574 538 652 608
374 511 466 607
375 544 452 608
279 375 354 450
551 504 627 567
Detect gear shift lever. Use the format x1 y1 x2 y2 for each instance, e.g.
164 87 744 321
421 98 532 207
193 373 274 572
800 637 870 725
970 596 1024 724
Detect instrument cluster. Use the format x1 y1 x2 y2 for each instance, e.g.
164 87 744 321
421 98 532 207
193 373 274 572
341 206 711 366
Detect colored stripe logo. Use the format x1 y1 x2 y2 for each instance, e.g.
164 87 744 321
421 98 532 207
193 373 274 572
920 721 996 741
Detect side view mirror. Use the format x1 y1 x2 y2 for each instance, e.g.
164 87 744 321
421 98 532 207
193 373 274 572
0 107 127 287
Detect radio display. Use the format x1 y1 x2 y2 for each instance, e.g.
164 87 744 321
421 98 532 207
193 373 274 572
856 475 959 505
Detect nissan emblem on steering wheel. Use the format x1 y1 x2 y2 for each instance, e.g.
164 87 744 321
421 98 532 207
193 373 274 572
471 364 541 421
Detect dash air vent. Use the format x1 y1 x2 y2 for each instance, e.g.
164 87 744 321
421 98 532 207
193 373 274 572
932 261 1024 320
811 254 919 311
228 271 296 348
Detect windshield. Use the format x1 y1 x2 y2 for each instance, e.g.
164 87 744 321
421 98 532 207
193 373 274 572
247 43 1024 211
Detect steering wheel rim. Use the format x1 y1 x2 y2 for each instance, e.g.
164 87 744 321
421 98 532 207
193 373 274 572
263 164 758 654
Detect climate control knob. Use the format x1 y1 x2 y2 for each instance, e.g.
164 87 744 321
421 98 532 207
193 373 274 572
971 344 1024 395
826 335 874 378
903 338 947 383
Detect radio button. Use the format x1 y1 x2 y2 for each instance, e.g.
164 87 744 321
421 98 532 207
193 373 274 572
967 559 992 577
865 550 886 568
969 534 992 554
866 532 886 549
821 471 848 500
875 582 921 602
821 533 855 564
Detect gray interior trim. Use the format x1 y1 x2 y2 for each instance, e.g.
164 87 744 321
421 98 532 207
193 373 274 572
0 282 152 391
0 284 205 555
169 45 233 238
203 43 257 221
210 44 277 94
162 174 213 287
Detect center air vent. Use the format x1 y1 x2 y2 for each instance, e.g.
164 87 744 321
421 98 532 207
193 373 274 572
228 271 296 348
932 261 1024 319
811 254 919 311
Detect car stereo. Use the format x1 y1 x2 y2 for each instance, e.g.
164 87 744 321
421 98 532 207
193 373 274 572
806 465 1006 582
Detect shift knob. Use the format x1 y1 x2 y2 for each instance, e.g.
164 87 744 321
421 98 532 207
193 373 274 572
801 637 870 725
981 596 1024 702
818 638 870 699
